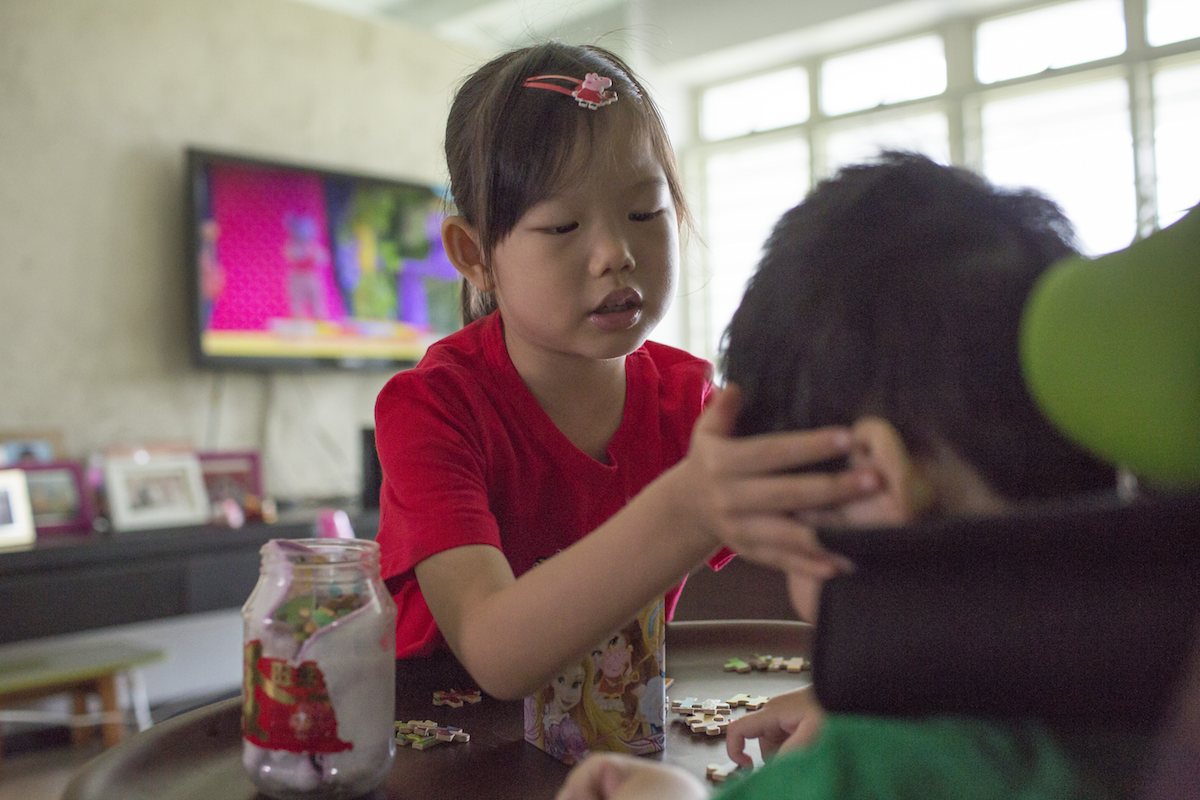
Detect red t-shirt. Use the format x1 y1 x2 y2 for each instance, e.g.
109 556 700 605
374 311 726 658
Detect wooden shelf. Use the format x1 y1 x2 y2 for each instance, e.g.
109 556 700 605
0 513 378 646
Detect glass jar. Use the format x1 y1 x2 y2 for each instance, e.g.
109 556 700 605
242 538 397 799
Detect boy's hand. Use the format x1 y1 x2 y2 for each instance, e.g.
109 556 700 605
726 685 825 766
555 753 708 800
682 385 876 578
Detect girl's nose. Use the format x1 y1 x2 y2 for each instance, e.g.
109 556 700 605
590 222 634 276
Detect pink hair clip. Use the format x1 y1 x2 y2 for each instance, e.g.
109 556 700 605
522 72 617 110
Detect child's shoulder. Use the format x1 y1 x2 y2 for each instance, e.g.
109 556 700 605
377 319 496 411
633 341 714 424
639 340 712 378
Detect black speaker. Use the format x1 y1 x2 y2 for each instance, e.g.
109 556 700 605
361 428 382 510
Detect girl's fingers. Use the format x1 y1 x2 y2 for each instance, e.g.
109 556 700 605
720 469 879 514
717 515 852 575
709 426 856 477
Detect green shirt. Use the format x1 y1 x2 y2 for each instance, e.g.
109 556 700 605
715 716 1128 800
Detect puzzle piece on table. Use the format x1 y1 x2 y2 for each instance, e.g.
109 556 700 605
673 698 731 717
433 688 482 708
397 720 470 743
685 712 730 736
396 732 443 750
670 697 701 714
724 657 752 673
780 656 809 673
707 761 743 783
727 693 771 711
396 719 440 735
748 654 776 671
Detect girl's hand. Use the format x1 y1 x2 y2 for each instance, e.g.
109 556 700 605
555 753 708 800
726 685 825 767
679 384 877 578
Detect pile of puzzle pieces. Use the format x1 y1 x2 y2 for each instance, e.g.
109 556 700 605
667 692 773 737
723 654 809 674
671 698 732 736
394 719 470 750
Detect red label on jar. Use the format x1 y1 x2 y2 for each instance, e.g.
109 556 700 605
242 640 353 754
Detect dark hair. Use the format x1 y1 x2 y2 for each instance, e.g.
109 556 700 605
444 42 689 324
720 151 1114 501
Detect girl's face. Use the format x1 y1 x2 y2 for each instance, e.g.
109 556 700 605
487 115 678 372
552 664 586 711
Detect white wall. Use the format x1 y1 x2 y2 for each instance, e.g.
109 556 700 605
0 0 483 499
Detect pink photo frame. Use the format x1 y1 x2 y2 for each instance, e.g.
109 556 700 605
197 451 263 509
21 460 93 534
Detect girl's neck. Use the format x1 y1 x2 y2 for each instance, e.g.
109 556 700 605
506 335 628 463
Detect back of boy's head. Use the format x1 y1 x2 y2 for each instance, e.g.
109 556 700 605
444 42 687 324
721 151 1114 502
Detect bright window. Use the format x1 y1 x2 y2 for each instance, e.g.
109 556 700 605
1153 61 1200 226
1147 0 1200 46
823 112 951 176
821 36 946 116
701 67 809 142
976 0 1126 84
703 138 809 359
982 78 1136 255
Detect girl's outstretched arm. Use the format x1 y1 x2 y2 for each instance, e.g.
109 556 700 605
415 386 873 699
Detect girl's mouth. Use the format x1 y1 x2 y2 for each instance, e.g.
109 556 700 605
589 288 643 332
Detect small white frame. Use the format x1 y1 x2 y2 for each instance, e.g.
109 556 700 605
105 454 211 532
0 468 37 549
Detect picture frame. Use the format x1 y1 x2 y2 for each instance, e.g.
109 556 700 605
21 461 93 534
0 468 37 550
104 453 210 532
197 451 262 507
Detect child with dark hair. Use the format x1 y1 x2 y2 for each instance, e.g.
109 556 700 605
555 152 1121 800
372 40 873 705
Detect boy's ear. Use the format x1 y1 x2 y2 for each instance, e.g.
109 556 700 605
441 215 491 292
838 417 935 528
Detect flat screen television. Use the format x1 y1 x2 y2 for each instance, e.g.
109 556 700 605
185 148 461 370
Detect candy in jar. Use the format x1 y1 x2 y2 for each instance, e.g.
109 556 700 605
242 538 396 799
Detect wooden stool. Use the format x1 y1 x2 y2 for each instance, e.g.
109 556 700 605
0 640 165 766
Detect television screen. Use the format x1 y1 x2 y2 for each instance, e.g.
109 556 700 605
186 148 461 370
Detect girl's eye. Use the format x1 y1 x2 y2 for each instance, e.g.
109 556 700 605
545 222 578 235
630 209 665 222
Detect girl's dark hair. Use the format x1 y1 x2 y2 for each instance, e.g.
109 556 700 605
720 151 1114 501
444 42 689 324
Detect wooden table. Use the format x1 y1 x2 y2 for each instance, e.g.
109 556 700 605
62 620 811 800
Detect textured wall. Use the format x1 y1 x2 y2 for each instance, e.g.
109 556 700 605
0 0 482 498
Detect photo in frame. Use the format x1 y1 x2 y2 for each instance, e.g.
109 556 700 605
0 468 37 549
197 451 262 504
22 461 92 534
105 454 210 532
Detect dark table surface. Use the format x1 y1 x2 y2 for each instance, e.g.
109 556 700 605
62 620 812 800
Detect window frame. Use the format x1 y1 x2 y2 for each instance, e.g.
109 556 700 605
679 0 1200 361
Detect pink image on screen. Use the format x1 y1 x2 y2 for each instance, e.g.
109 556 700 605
207 163 347 331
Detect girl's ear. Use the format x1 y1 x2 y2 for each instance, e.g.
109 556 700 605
441 215 491 292
838 417 936 528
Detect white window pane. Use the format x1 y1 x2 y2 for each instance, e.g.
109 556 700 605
704 139 810 357
824 113 951 175
977 0 1126 84
701 67 809 141
981 79 1137 255
1147 0 1200 46
1154 62 1200 226
821 36 947 116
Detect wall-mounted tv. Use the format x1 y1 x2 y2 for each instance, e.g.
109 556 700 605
186 148 460 370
